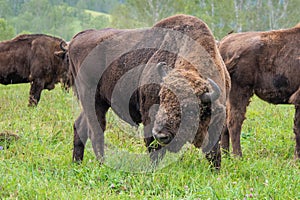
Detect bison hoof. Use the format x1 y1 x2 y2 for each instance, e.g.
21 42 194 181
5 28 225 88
28 98 38 107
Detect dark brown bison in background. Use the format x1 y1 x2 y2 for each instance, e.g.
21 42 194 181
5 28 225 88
219 23 300 159
0 34 69 106
69 14 230 169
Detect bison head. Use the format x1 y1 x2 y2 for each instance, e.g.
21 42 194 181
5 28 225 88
152 62 220 152
54 41 71 90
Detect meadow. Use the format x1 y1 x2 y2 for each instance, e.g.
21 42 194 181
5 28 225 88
0 84 299 199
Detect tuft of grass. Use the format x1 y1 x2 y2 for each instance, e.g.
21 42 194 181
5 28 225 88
0 84 299 199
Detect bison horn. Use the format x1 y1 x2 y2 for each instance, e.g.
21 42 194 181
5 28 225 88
201 78 221 103
157 62 171 78
60 41 68 52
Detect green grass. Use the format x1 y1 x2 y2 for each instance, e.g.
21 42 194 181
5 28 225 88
0 84 299 199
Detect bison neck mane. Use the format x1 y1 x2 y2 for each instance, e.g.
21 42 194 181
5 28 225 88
159 64 210 126
162 65 209 99
10 34 64 43
0 34 65 58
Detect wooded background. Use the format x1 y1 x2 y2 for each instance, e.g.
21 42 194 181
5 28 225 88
0 0 299 41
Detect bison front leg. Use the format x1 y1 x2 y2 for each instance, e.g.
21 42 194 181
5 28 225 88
220 125 230 154
227 84 253 157
293 106 300 159
144 135 166 164
202 104 225 170
205 139 221 171
73 112 89 162
221 105 230 154
143 114 166 163
28 79 45 106
143 104 166 165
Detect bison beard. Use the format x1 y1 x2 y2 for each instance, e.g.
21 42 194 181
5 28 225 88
219 23 300 159
70 14 230 170
152 63 222 169
0 34 69 106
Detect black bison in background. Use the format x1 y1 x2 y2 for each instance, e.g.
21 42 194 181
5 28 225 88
0 34 69 106
219 23 300 159
69 14 230 169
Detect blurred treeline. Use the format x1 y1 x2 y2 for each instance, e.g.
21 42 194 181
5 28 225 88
0 0 299 41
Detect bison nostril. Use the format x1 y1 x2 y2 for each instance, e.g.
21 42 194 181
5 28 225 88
153 133 172 145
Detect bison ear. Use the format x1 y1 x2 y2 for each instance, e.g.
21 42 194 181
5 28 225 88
54 51 65 59
157 62 171 78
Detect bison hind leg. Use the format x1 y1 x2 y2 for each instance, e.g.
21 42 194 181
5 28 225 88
72 112 88 163
293 106 300 159
28 79 45 106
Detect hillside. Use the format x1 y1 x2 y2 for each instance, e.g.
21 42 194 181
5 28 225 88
1 3 112 41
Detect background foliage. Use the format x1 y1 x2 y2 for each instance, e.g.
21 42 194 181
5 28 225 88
0 0 299 41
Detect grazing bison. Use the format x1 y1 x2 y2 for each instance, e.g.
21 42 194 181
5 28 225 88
219 23 300 159
0 34 69 106
70 14 230 169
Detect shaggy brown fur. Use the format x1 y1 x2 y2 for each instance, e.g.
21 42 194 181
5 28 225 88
70 14 230 169
219 23 300 159
0 34 69 106
151 15 230 102
153 65 211 149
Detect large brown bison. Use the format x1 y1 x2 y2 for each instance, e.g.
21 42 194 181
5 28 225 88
219 23 300 159
70 14 230 169
0 34 69 106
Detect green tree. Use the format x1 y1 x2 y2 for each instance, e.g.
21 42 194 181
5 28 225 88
10 0 82 40
233 0 296 31
79 13 110 31
47 3 80 40
12 0 52 33
276 0 299 29
5 0 26 16
110 0 186 28
182 0 238 39
110 0 299 39
0 0 13 18
9 0 114 40
0 18 15 41
76 0 120 13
